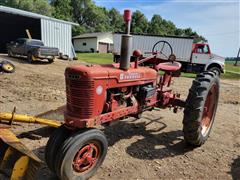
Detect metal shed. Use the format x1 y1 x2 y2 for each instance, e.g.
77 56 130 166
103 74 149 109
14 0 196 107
0 5 78 58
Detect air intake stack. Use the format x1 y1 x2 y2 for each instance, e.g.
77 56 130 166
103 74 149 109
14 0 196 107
120 9 132 70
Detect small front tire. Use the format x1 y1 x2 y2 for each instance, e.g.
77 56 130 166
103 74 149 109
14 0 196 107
55 128 108 180
45 125 72 172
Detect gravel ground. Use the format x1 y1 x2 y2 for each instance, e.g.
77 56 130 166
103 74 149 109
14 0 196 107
0 54 239 180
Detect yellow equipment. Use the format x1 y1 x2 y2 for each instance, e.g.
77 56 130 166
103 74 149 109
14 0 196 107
0 107 62 179
0 112 61 128
0 126 41 180
25 29 32 39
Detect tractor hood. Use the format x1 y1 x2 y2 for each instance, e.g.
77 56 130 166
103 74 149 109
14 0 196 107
65 63 157 83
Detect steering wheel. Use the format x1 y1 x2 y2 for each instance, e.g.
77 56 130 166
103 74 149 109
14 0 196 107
152 40 175 61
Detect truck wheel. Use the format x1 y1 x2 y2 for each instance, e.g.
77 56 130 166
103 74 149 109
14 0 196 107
55 128 108 180
45 125 72 172
8 49 14 57
183 71 219 146
1 60 15 73
48 58 54 63
27 52 33 63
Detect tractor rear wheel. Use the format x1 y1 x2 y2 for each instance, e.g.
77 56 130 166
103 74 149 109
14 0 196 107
55 128 108 180
208 67 221 75
183 71 219 146
45 125 72 172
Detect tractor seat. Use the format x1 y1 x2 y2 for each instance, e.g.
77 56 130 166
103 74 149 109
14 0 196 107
156 62 182 72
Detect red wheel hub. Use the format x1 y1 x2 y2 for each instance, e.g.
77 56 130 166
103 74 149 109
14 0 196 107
72 142 100 173
201 84 217 136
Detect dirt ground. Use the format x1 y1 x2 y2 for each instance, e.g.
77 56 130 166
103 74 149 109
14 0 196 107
0 54 239 180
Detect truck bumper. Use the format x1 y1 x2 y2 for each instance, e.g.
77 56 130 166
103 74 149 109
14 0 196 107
37 55 55 60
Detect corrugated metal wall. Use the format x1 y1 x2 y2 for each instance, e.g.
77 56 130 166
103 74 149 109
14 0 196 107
41 19 73 58
113 34 193 62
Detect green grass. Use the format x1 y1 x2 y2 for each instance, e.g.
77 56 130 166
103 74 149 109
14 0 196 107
225 61 240 73
221 71 240 79
77 53 239 79
77 53 113 64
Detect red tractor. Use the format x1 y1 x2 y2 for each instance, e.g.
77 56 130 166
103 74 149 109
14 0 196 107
45 10 220 180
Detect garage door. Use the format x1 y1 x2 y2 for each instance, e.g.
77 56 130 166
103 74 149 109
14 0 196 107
98 42 108 53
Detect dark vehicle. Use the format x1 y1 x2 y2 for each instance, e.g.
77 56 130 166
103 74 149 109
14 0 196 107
7 38 59 63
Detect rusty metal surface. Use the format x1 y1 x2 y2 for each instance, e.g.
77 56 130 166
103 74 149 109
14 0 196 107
0 129 41 162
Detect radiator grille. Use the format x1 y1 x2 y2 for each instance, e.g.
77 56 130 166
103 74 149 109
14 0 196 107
66 79 94 118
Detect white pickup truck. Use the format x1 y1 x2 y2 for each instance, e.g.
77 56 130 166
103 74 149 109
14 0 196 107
113 33 225 74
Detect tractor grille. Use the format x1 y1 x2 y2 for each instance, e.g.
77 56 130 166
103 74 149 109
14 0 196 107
66 79 94 118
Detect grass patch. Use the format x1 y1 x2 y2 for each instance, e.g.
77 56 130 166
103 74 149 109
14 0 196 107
77 53 239 79
221 71 240 80
225 61 240 73
77 53 112 64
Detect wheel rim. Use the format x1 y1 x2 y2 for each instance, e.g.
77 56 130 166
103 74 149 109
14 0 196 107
3 64 14 71
72 142 100 173
201 84 217 136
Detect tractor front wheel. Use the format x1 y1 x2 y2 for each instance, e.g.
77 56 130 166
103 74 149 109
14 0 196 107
45 125 72 172
55 128 108 180
183 71 219 146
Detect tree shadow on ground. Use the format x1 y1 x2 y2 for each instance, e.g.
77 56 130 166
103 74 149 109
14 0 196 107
103 115 194 160
230 156 240 180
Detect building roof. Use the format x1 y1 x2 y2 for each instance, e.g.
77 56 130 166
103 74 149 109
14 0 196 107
73 32 112 39
0 5 78 26
115 32 194 39
73 31 194 40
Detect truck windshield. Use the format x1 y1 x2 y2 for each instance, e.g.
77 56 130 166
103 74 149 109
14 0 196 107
197 45 209 54
27 40 44 46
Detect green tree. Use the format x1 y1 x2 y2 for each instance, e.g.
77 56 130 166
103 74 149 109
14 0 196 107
131 10 148 33
183 28 207 42
51 0 72 21
0 0 52 16
148 14 163 35
108 8 124 32
70 0 110 32
32 0 52 16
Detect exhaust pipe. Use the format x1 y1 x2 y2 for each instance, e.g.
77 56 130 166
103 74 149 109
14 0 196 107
120 9 132 70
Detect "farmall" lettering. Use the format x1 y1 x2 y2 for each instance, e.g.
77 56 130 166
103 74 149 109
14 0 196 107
119 72 141 80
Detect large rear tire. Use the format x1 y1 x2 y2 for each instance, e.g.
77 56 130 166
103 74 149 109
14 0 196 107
55 128 108 180
45 125 72 172
183 71 219 146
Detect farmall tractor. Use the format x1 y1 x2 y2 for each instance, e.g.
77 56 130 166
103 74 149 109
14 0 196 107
45 10 220 180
